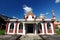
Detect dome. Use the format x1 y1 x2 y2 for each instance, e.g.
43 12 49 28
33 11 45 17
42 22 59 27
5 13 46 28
39 14 45 19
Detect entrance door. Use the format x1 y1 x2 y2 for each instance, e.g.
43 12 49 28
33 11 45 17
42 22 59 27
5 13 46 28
27 24 33 33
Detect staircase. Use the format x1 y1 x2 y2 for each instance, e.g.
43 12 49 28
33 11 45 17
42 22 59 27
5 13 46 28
19 35 43 40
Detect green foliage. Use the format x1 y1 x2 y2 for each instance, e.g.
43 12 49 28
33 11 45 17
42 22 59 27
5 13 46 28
0 30 5 35
56 29 60 35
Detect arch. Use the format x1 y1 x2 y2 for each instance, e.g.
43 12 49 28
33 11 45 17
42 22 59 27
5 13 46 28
10 23 14 30
38 23 42 30
19 23 23 30
47 22 51 29
38 23 42 33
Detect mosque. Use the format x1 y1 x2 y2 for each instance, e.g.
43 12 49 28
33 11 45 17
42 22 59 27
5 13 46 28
6 10 56 35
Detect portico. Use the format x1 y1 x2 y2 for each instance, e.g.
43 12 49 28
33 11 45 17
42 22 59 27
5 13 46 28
22 22 38 35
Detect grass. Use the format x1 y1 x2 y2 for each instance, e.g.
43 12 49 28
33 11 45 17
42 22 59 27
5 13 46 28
0 30 5 35
56 29 60 35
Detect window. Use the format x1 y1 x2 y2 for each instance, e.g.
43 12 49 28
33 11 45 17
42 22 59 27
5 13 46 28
47 22 51 29
32 16 34 18
27 16 28 18
28 15 32 19
19 23 23 30
10 23 14 30
38 23 42 30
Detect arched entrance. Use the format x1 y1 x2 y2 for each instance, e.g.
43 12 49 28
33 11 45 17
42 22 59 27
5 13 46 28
25 23 34 33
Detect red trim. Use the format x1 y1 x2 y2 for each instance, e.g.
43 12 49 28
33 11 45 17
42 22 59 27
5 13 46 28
48 30 52 33
6 19 10 34
52 21 56 33
18 30 23 33
9 30 13 33
15 19 18 34
39 30 42 33
6 22 9 34
44 21 46 34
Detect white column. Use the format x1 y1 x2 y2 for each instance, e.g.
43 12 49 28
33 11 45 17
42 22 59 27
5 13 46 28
45 23 48 34
7 23 11 34
17 23 19 34
7 23 16 34
35 23 37 35
50 23 54 34
41 23 45 34
23 22 25 35
45 23 54 35
13 23 16 34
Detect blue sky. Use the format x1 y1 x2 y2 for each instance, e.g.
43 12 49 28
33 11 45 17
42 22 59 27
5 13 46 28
0 0 60 21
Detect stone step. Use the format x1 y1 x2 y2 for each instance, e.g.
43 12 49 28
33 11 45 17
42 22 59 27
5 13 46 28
19 35 43 40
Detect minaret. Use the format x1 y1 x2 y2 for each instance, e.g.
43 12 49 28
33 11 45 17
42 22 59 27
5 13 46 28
52 10 55 18
52 10 56 20
39 14 45 20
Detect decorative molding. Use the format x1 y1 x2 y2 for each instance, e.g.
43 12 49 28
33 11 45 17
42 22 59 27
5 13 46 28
7 23 16 34
17 23 23 34
45 23 54 35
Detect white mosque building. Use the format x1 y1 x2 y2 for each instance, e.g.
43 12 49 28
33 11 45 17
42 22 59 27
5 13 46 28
5 6 56 35
5 10 56 35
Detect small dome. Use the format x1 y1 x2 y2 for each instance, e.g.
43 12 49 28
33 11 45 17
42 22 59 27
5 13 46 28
24 12 36 19
39 14 45 19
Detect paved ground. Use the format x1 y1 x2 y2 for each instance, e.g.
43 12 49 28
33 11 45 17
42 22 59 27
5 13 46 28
19 35 60 40
19 35 42 40
0 35 11 40
0 35 20 40
43 35 60 40
0 35 60 40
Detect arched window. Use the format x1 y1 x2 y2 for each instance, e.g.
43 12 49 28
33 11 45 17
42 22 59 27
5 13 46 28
27 16 28 18
10 23 14 30
47 22 51 29
28 15 32 19
32 16 34 18
19 23 23 30
38 23 42 30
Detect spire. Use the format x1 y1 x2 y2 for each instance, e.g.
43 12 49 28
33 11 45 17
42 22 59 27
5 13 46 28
52 10 56 20
52 10 55 18
39 14 45 19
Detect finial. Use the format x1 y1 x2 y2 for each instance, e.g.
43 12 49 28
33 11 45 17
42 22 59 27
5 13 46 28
52 10 55 17
52 10 56 21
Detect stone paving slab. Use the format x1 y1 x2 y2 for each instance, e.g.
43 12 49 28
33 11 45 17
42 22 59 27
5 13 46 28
0 35 20 40
0 35 60 40
20 35 42 40
0 35 12 40
9 35 20 40
43 35 60 40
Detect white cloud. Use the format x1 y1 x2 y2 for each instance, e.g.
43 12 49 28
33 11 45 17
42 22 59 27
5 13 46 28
40 14 45 16
23 5 32 13
46 12 49 15
13 16 18 19
56 0 60 3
